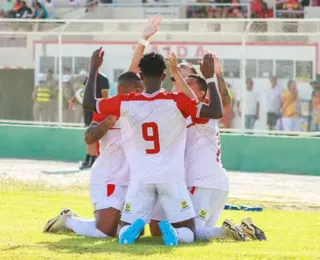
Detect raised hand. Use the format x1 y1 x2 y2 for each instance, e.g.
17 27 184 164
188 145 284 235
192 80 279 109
90 47 104 71
167 52 179 75
142 14 162 40
212 53 223 76
199 53 215 79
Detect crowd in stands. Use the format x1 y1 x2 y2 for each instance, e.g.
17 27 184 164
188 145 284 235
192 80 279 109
0 0 82 19
186 0 320 18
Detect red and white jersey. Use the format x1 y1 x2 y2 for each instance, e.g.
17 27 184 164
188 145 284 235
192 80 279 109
96 90 203 184
90 112 130 186
185 116 229 192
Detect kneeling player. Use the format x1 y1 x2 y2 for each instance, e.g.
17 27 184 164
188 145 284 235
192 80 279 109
151 53 266 241
43 72 143 238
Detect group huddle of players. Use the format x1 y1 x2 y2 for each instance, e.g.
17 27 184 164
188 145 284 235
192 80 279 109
43 15 266 246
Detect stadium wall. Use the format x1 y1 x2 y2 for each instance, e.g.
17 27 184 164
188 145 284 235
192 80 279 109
1 125 319 176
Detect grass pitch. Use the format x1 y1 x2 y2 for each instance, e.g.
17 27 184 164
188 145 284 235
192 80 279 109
0 180 319 260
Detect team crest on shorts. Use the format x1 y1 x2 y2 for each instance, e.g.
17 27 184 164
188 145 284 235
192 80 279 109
124 203 131 213
180 200 189 210
198 209 208 219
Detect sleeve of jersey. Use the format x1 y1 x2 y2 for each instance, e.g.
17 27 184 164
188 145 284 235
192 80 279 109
95 96 121 118
175 92 204 118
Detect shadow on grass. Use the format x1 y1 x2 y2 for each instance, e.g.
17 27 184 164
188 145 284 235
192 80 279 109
37 234 213 256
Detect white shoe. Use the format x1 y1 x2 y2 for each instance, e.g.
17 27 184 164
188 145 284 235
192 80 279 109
223 218 248 241
43 208 78 233
241 217 267 241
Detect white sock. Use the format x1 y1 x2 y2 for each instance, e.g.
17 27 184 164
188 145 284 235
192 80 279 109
119 225 130 238
65 217 108 238
175 227 194 244
196 227 226 241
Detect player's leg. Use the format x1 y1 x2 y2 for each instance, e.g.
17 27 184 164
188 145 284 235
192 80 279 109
44 184 127 238
149 199 164 237
157 182 196 245
194 188 238 241
119 182 156 245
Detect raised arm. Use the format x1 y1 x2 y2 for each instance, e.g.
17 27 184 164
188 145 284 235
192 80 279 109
85 116 117 144
167 52 198 100
129 15 162 74
198 53 223 119
83 48 104 112
213 54 231 107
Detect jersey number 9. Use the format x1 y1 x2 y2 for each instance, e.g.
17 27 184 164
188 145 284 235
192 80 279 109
142 122 160 154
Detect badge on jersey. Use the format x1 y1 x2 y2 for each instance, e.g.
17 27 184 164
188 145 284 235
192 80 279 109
180 200 189 210
198 209 208 220
124 203 131 213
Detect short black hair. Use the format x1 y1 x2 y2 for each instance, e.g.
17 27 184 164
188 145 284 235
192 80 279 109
118 71 140 83
139 52 166 78
287 79 295 88
187 74 207 93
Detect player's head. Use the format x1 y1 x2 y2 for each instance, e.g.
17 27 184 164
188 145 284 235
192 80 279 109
178 62 197 79
117 71 143 94
185 74 207 101
139 52 166 89
246 78 253 90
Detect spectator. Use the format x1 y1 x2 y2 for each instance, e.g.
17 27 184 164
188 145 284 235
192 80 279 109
32 2 48 19
15 1 32 18
0 0 14 17
282 79 301 131
44 0 55 18
237 78 260 130
7 0 22 18
228 0 245 18
69 0 79 7
62 74 75 123
45 69 58 122
267 76 283 130
32 73 52 122
310 80 320 131
215 0 232 18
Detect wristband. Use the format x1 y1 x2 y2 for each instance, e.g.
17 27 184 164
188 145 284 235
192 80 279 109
206 77 215 84
139 38 149 47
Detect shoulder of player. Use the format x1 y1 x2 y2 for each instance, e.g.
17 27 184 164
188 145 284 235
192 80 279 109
121 91 177 102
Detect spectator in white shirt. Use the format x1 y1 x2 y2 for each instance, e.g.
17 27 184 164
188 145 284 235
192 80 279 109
267 76 283 130
237 78 260 130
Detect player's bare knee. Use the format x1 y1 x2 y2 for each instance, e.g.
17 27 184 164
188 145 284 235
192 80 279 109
95 208 120 237
149 220 162 237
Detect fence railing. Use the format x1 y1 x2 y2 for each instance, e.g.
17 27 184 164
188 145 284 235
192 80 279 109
0 18 319 136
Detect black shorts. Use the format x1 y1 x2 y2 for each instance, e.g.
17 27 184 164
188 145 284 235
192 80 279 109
267 112 280 127
84 111 93 127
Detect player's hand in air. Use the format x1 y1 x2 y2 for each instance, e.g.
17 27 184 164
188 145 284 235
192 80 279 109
199 53 215 79
167 52 179 76
90 47 104 71
142 14 162 40
212 54 223 76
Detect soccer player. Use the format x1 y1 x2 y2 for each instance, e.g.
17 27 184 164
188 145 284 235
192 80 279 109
43 72 143 238
82 48 223 246
152 52 266 242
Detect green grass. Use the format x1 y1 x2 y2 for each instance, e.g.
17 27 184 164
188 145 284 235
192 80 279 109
0 180 319 260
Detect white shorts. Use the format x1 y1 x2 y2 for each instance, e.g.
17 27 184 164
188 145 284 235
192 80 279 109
152 187 228 228
121 181 195 224
90 184 128 212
